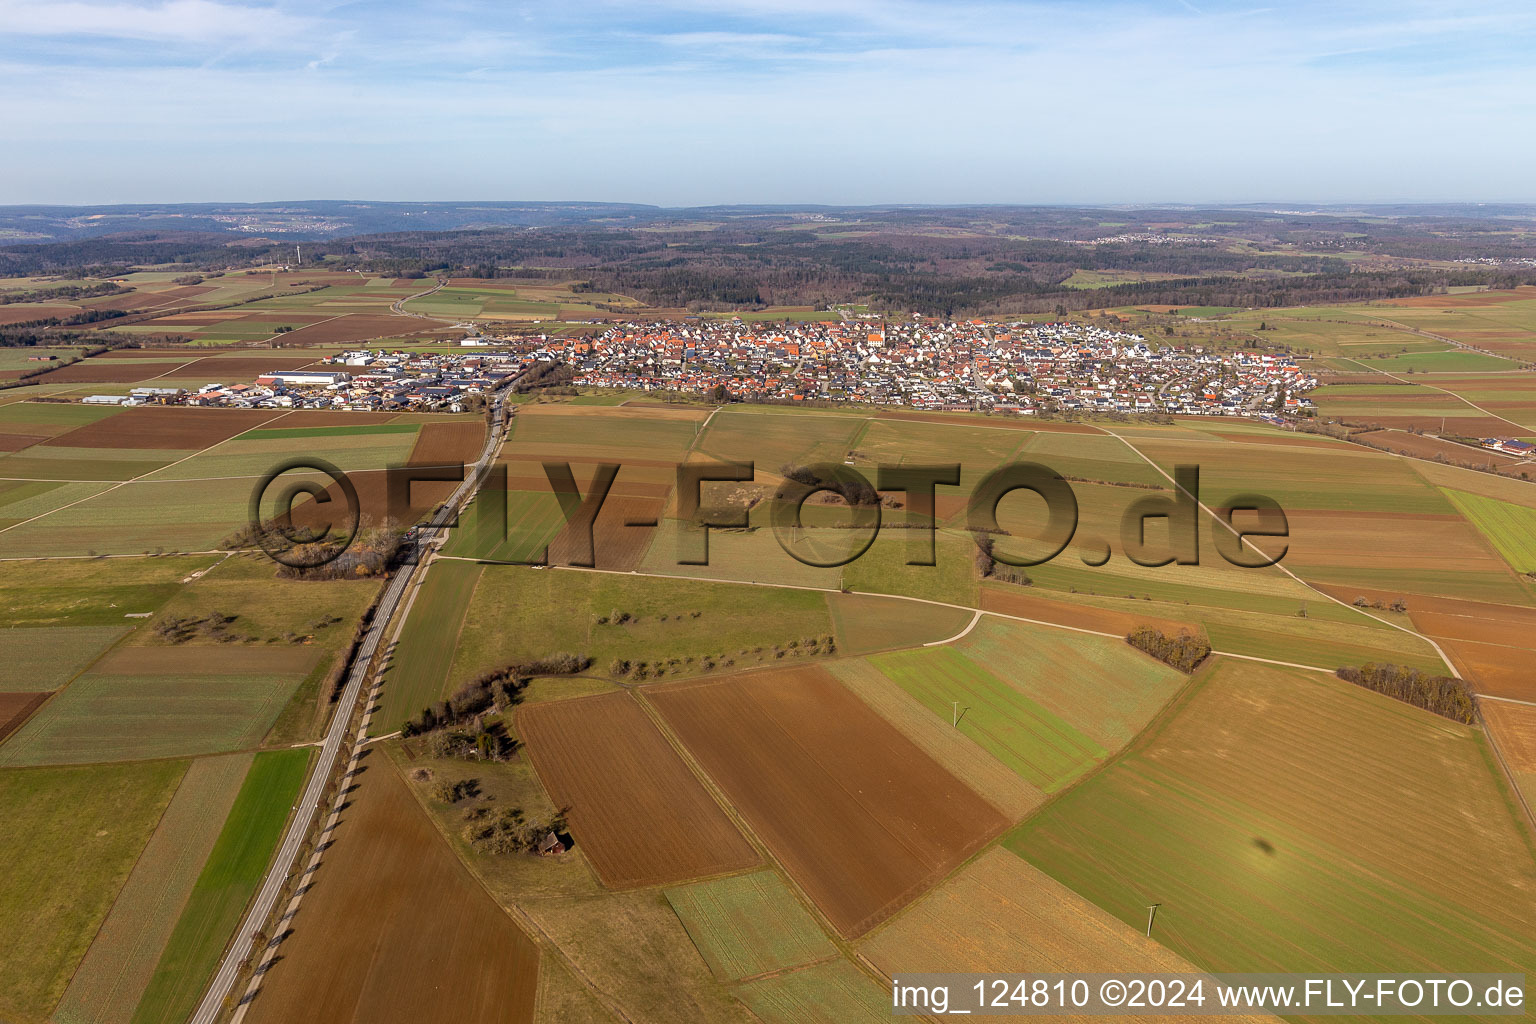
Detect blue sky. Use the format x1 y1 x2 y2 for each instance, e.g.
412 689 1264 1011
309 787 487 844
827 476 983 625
2 0 1534 205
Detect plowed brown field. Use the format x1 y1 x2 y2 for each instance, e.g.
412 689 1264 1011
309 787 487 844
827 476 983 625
43 407 281 449
278 314 441 345
518 691 758 888
1440 638 1534 701
1482 701 1536 774
247 764 538 1024
0 692 48 743
408 420 485 466
650 666 1009 937
0 433 45 452
0 304 77 325
37 360 193 383
547 494 664 570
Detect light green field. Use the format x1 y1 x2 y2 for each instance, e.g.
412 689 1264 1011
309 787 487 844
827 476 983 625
0 402 122 430
239 422 417 440
1008 658 1536 977
1201 616 1447 674
448 566 834 687
0 452 175 481
825 592 973 655
955 617 1188 751
734 958 890 1024
1131 436 1457 514
869 645 1104 791
506 410 700 460
1021 430 1167 487
0 625 128 691
131 748 308 1024
0 556 211 628
1442 487 1536 573
698 407 865 469
0 759 186 1024
377 559 483 731
0 476 255 557
442 488 567 562
140 436 418 482
53 753 254 1024
1359 349 1518 372
0 672 301 766
850 417 1028 467
665 871 837 981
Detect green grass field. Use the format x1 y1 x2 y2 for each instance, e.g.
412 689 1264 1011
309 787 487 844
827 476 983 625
448 566 835 687
665 871 837 981
955 617 1187 751
1008 658 1536 977
825 592 973 655
869 645 1104 791
131 748 308 1024
377 558 483 731
698 407 865 469
0 556 210 628
442 488 567 562
239 422 416 440
53 753 254 1024
1358 349 1519 372
1442 487 1536 573
0 760 186 1024
0 672 302 766
734 958 890 1024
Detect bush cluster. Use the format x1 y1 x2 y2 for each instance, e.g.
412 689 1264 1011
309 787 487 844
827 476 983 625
1336 663 1479 724
462 805 568 855
1125 626 1211 673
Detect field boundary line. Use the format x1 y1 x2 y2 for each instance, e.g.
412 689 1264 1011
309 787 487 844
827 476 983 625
0 408 298 537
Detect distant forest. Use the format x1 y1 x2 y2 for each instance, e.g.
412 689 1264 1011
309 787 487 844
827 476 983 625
5 203 1536 316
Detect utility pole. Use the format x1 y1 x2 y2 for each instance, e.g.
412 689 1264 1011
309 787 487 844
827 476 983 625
952 701 960 728
1146 903 1162 937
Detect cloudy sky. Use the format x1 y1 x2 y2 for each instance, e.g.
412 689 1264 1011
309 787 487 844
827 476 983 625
2 0 1533 205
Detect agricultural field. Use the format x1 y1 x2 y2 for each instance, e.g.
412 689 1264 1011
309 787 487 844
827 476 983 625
246 762 539 1024
520 889 757 1024
518 691 758 887
650 666 1010 937
825 592 973 654
132 749 309 1024
447 565 836 687
1009 658 1536 976
664 871 838 981
0 759 186 1024
733 959 891 1024
0 662 309 766
54 753 254 1024
376 558 483 731
1441 487 1536 573
868 645 1105 792
867 846 1213 975
0 624 127 690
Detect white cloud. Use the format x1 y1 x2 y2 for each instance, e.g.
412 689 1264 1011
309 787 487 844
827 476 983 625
0 0 315 45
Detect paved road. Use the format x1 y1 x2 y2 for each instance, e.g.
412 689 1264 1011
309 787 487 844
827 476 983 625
189 393 511 1024
391 277 445 316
